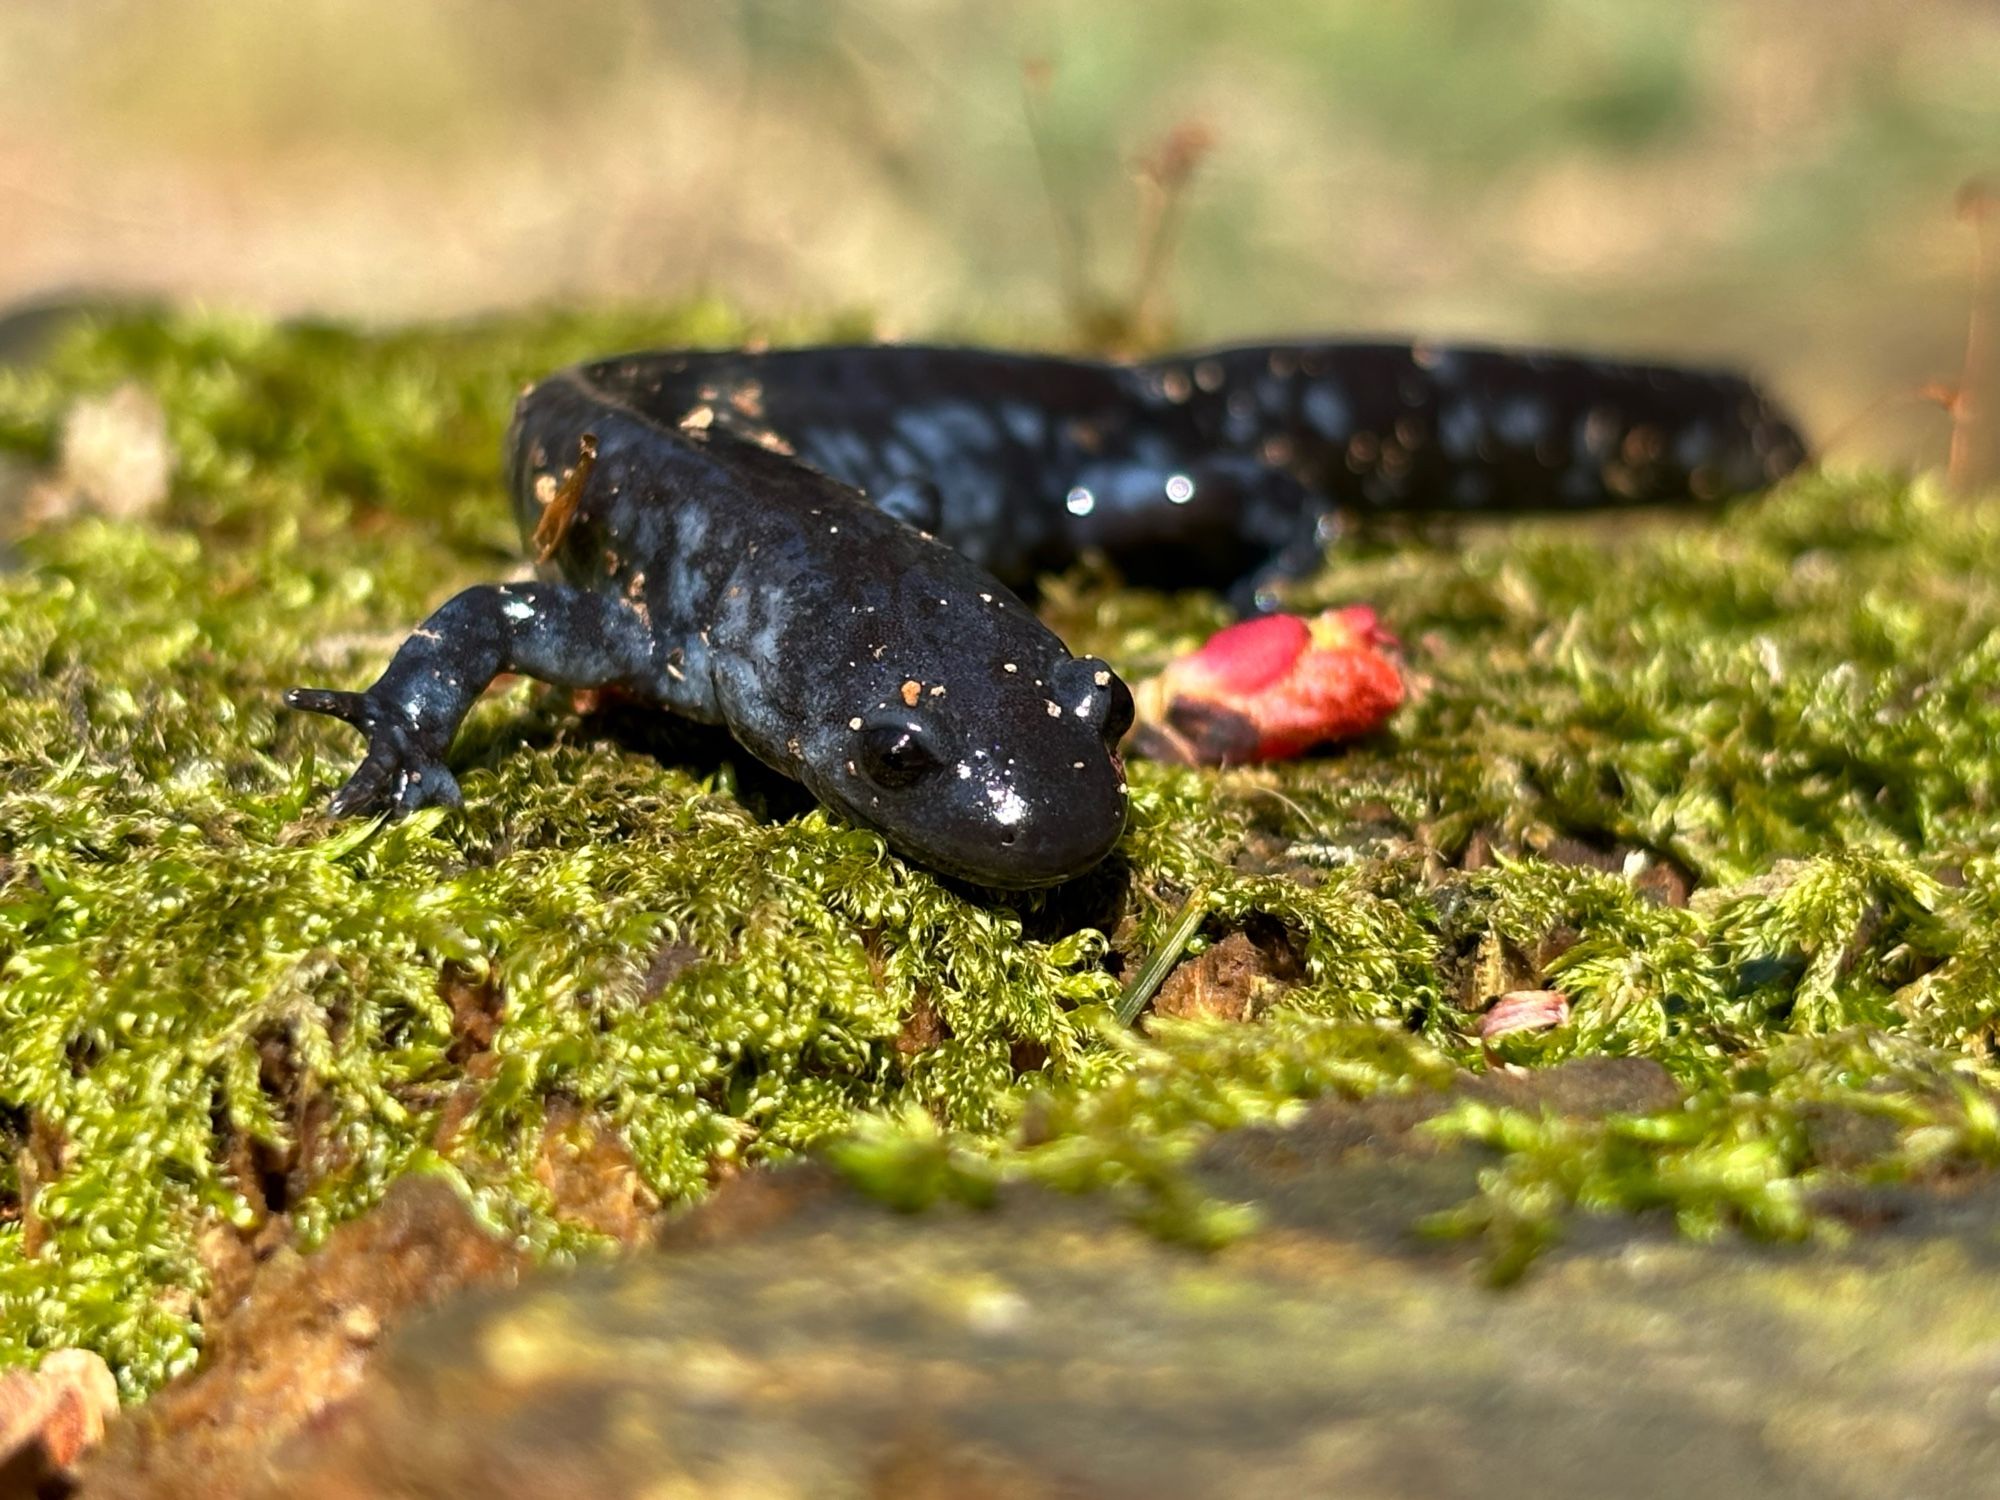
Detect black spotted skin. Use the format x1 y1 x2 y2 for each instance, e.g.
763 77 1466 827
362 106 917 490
1157 343 1805 518
288 340 1805 887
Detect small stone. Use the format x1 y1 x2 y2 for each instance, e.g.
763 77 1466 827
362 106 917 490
28 383 174 526
340 1306 382 1345
0 1347 119 1479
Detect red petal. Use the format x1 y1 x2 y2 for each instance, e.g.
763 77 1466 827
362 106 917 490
1135 604 1405 765
1177 613 1310 695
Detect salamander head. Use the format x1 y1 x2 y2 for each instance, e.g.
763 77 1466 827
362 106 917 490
803 646 1133 889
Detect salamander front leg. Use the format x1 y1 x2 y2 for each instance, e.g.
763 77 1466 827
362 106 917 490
286 581 668 818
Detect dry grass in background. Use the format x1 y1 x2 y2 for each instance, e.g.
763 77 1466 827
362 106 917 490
2 0 1997 466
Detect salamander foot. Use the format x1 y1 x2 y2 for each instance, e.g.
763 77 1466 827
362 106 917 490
286 687 465 818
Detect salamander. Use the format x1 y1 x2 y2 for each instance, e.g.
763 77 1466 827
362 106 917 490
286 341 1806 887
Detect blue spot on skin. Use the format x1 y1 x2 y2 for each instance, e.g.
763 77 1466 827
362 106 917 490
999 402 1046 447
1255 375 1293 417
1302 383 1354 441
1495 398 1547 447
1223 393 1260 444
1438 400 1484 461
1423 348 1466 381
897 403 1002 464
1674 422 1717 469
809 428 873 483
879 438 924 477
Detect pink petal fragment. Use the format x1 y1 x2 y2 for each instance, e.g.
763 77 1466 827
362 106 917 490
1479 989 1572 1040
1179 613 1311 696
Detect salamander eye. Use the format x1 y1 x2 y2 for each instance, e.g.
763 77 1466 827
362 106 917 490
857 720 942 790
1101 673 1135 741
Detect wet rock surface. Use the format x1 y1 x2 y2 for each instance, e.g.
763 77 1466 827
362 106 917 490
76 1059 2000 1500
80 1176 524 1499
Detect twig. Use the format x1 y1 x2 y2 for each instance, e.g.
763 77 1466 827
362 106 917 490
1127 121 1214 350
1948 177 1998 495
1019 58 1097 338
1811 387 1944 464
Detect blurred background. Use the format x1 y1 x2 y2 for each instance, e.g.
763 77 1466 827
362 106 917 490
2 0 1994 464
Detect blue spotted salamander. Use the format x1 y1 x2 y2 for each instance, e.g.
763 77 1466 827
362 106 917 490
287 342 1805 887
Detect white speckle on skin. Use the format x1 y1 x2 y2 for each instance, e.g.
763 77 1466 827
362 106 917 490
1093 669 1110 687
1065 486 1095 516
989 787 1027 826
502 598 536 621
979 592 994 603
849 717 863 730
1003 663 1018 673
1072 761 1085 770
956 763 972 780
1165 473 1195 504
1045 701 1061 717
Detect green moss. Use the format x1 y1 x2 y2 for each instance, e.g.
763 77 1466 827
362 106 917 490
3 308 2000 1392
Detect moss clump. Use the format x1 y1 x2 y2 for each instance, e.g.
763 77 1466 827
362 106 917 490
3 308 2000 1392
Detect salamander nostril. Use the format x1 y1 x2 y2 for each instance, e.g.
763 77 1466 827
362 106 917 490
1000 831 1018 846
1052 655 1134 738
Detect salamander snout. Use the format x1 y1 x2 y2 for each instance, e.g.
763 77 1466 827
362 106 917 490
821 655 1133 890
940 654 1129 888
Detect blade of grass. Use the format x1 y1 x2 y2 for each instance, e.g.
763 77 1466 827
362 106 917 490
1116 885 1210 1026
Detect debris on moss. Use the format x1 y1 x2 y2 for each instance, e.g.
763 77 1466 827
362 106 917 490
3 306 2000 1393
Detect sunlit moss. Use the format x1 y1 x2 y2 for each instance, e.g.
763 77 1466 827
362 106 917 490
3 309 2000 1393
